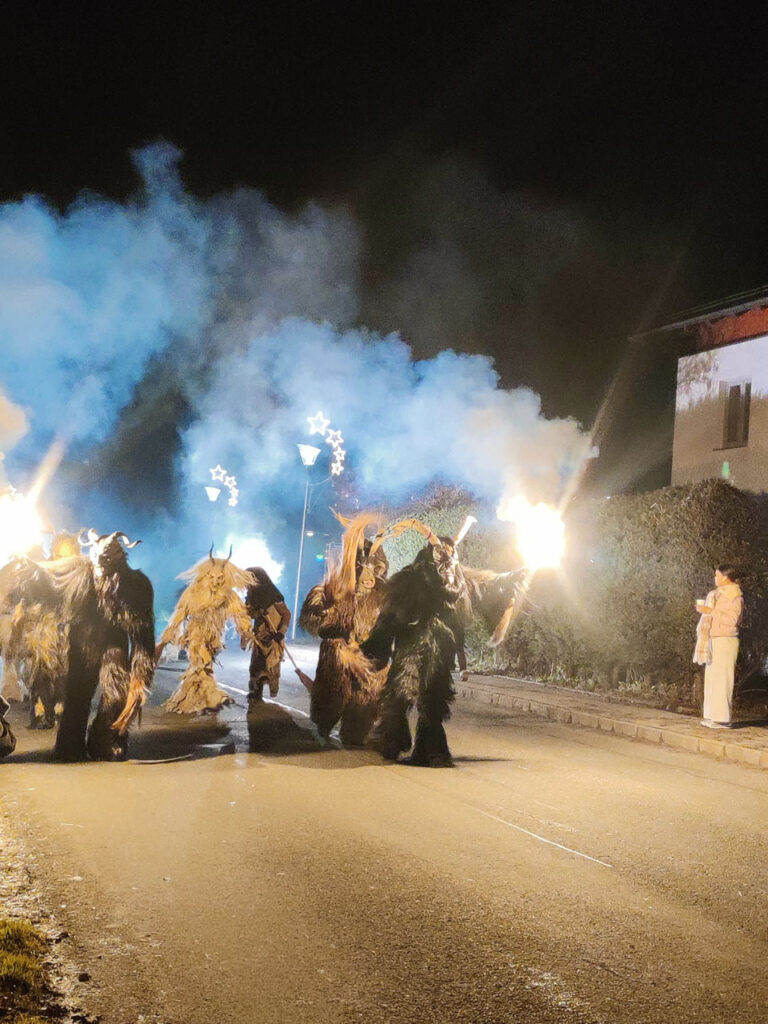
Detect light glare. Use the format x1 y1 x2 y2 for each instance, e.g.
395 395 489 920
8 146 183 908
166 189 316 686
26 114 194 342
497 495 565 572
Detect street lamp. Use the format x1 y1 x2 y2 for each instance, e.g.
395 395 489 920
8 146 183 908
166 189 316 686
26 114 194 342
292 443 322 639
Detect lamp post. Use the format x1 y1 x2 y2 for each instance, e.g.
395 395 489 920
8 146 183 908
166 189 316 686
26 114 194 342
292 444 322 639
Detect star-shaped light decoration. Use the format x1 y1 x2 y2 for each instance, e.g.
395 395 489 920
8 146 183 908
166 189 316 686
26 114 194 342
330 462 344 476
307 411 330 436
325 428 344 449
208 465 239 506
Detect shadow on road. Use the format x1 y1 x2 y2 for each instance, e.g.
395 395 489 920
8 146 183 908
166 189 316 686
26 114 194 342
245 701 323 755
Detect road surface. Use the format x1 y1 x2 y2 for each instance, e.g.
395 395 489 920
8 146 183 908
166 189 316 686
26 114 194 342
2 646 768 1023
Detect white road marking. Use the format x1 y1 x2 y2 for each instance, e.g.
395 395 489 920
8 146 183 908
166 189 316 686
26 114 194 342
480 810 613 868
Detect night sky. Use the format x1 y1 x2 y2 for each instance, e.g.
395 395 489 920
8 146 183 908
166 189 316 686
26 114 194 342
4 0 768 490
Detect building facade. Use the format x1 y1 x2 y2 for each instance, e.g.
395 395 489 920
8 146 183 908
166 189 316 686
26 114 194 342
668 298 768 492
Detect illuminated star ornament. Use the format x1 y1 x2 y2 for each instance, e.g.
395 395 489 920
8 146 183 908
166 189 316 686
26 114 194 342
208 465 239 507
306 410 347 477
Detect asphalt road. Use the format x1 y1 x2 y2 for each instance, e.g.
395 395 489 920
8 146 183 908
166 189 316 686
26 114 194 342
2 647 768 1023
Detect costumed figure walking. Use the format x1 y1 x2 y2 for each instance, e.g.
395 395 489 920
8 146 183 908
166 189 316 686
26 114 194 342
0 693 15 759
299 512 389 745
160 548 255 714
361 517 522 767
0 533 80 730
1 529 156 761
244 567 291 702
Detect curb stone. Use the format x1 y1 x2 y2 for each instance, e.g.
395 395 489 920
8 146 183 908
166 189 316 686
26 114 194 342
455 677 768 770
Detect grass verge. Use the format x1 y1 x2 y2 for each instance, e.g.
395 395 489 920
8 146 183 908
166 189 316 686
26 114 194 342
0 917 51 1023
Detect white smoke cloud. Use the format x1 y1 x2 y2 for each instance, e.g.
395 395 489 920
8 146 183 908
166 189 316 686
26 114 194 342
0 390 29 487
0 142 588 610
181 318 586 509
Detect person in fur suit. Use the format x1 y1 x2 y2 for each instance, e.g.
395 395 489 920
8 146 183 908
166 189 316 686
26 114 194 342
160 549 255 714
299 513 389 746
361 518 521 767
244 567 291 701
60 530 155 760
0 533 80 729
0 693 15 759
2 529 156 761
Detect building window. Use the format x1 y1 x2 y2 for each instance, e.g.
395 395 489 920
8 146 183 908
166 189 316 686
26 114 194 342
718 380 751 448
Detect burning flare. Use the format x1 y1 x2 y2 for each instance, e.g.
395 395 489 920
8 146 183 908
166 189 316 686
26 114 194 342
497 495 565 572
0 488 44 565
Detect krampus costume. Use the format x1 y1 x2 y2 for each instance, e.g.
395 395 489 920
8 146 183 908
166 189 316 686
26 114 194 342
0 693 15 759
0 533 80 730
362 518 521 767
160 550 254 714
244 568 290 701
54 530 155 760
2 530 156 761
299 513 388 745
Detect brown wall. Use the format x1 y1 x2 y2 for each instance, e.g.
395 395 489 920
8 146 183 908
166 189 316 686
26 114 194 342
672 394 768 491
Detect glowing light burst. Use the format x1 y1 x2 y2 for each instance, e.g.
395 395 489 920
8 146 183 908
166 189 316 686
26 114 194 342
0 489 45 565
221 535 284 583
497 495 565 572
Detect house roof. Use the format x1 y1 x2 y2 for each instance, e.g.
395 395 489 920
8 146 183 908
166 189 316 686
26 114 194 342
632 286 768 341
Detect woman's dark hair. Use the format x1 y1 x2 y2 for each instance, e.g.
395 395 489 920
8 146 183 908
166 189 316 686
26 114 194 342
715 564 741 582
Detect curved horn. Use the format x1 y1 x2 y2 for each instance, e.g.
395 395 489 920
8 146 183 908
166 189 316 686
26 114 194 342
368 517 442 558
226 545 233 562
88 528 101 544
77 528 92 548
115 532 142 549
357 518 442 592
209 545 215 562
453 515 478 547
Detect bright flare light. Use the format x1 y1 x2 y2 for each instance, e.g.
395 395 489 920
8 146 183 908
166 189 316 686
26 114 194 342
497 495 565 572
0 489 45 565
221 535 284 583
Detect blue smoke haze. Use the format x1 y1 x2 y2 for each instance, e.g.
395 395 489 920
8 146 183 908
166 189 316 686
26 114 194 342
0 144 587 619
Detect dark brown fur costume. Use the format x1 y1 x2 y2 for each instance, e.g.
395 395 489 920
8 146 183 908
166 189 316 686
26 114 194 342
300 514 388 745
9 532 155 761
362 529 522 768
0 557 67 730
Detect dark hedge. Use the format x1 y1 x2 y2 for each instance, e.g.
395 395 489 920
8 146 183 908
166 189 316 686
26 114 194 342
502 479 768 704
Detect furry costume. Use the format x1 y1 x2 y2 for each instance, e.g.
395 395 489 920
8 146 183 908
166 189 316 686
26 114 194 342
244 568 290 701
54 530 155 760
8 595 67 729
362 519 521 767
160 550 254 714
299 513 388 745
1 530 156 761
0 693 15 759
0 536 81 729
0 612 25 703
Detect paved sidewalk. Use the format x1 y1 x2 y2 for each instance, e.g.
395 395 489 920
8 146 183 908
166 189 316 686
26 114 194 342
456 674 768 770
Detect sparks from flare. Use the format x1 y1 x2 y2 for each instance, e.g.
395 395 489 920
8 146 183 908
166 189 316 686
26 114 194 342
497 495 565 572
0 488 45 564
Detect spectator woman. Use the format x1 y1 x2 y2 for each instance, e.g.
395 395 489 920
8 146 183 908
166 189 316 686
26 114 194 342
695 565 744 728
